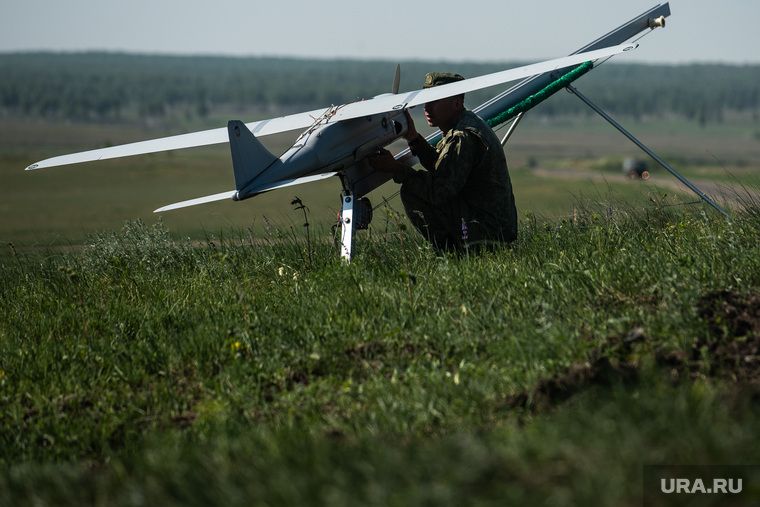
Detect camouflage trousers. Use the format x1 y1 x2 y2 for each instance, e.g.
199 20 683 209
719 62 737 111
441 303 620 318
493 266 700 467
400 185 500 252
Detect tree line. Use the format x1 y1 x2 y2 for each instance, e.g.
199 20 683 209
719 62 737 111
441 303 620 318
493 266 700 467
1 52 758 124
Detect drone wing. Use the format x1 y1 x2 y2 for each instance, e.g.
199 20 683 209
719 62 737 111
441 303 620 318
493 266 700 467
25 42 635 172
154 171 338 213
322 42 637 124
25 106 331 171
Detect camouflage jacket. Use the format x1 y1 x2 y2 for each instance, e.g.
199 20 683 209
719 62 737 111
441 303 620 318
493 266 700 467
397 110 518 242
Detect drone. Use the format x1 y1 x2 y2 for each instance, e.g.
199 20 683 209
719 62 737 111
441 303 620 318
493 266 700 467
26 3 724 261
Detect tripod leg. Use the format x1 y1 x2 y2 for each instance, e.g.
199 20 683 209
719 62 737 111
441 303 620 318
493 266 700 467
566 84 729 218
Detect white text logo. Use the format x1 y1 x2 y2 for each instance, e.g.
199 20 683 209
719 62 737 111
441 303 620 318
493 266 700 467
660 478 742 494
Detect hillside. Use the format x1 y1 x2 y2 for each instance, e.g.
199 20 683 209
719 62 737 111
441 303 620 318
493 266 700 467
2 52 759 124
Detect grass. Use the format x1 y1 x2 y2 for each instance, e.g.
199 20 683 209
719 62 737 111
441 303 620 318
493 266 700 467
1 198 759 505
2 112 759 504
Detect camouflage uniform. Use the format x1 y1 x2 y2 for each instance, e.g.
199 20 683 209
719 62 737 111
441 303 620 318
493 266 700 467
394 104 518 251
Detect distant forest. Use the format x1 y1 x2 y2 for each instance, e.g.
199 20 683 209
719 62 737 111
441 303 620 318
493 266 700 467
1 52 759 124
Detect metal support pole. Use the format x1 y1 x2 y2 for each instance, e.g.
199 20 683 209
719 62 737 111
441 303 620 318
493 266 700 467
339 191 354 262
500 112 525 147
565 84 729 218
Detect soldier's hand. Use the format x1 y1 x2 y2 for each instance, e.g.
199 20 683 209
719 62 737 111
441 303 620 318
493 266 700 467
402 109 419 142
368 149 399 173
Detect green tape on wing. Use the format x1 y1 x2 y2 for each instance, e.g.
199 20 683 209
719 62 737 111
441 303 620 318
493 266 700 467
484 61 593 127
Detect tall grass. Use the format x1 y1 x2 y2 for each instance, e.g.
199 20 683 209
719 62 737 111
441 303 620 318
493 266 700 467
1 200 759 505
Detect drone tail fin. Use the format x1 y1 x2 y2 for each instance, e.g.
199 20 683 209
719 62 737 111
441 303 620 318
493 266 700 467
227 120 279 191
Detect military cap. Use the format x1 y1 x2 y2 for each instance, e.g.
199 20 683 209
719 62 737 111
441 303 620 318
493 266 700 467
423 72 465 88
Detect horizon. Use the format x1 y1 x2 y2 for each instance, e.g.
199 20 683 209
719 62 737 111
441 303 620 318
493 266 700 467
3 49 759 68
2 1 759 65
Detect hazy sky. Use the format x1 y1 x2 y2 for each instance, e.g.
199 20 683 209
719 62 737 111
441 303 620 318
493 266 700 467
1 1 757 64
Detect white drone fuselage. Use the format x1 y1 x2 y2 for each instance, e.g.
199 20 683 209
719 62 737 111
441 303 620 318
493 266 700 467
234 106 408 201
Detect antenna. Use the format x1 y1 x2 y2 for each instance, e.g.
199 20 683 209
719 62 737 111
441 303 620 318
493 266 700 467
392 64 400 94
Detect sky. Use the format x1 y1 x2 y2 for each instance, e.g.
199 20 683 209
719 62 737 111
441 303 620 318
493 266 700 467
0 0 757 64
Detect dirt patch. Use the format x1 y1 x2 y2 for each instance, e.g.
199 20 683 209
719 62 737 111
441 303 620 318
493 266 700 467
697 290 760 340
695 290 760 384
509 290 760 411
507 328 645 411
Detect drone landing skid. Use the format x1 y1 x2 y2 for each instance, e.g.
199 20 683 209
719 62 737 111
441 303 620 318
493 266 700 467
338 187 373 263
339 191 354 262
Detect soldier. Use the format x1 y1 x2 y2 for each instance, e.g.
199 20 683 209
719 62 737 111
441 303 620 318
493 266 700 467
369 72 518 252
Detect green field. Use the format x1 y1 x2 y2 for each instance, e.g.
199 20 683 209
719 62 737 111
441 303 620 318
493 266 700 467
4 112 760 247
2 113 760 505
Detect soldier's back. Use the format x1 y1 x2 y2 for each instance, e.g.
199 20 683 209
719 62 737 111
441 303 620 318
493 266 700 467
453 111 518 243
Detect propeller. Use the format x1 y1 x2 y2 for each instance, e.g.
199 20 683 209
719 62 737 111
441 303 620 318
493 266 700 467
392 64 400 94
